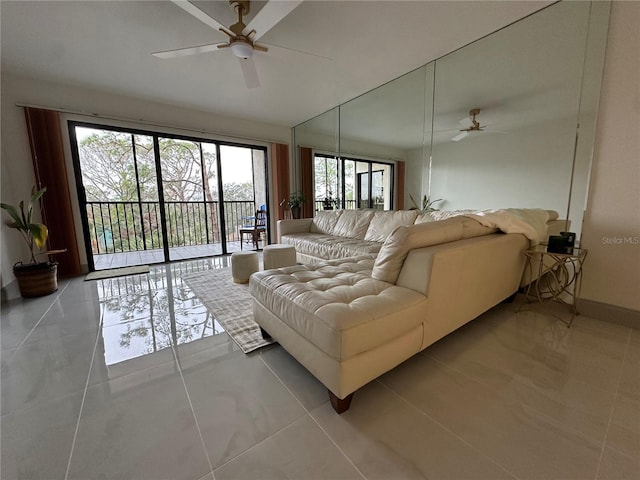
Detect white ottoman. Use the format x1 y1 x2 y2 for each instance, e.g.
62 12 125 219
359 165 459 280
263 244 297 270
231 251 259 284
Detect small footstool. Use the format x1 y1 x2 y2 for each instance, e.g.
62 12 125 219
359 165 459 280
263 244 297 270
231 251 259 284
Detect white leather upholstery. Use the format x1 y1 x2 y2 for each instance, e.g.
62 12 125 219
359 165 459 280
263 244 297 270
260 210 568 409
332 209 375 239
250 257 426 362
414 212 434 224
280 233 381 261
276 218 313 243
309 210 342 234
252 300 423 399
231 251 259 284
278 209 421 263
364 210 419 242
251 225 530 403
371 217 497 284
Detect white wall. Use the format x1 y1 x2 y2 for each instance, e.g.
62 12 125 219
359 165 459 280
580 1 640 312
0 73 290 288
429 116 577 228
403 147 429 209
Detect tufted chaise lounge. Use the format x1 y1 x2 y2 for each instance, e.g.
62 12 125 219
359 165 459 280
250 216 532 413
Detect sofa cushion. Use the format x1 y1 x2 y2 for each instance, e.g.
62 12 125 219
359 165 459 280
250 258 427 361
364 210 419 242
310 210 343 234
415 210 476 224
429 209 475 222
413 212 434 224
281 232 382 260
372 217 497 284
332 209 376 239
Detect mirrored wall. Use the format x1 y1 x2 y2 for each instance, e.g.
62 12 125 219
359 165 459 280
293 1 610 238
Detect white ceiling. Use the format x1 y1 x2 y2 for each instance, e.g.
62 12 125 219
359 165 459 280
1 0 552 128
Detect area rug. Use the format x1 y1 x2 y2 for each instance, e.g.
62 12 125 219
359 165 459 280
182 268 275 353
85 265 150 281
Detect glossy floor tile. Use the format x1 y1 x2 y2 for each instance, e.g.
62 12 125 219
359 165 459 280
67 365 211 480
1 259 638 480
180 347 307 469
311 382 516 480
214 416 364 480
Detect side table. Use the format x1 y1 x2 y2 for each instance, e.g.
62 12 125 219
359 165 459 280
520 245 588 327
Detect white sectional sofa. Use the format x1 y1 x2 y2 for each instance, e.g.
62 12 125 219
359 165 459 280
278 208 564 265
251 211 560 413
277 208 490 263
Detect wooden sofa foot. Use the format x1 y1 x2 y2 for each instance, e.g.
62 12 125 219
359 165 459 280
328 390 353 414
259 327 272 339
502 292 518 303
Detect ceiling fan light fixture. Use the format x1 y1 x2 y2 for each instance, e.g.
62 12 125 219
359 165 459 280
230 38 253 59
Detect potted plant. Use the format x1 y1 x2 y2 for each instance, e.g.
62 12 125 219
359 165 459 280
286 191 306 219
422 194 443 212
322 190 338 211
1 186 59 297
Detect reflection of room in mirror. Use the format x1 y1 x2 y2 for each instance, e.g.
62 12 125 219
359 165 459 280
292 1 610 242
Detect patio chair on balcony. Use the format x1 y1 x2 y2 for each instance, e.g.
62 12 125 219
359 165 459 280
239 209 266 250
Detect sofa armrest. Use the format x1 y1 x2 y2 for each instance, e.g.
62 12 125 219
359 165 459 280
396 233 528 297
277 218 314 243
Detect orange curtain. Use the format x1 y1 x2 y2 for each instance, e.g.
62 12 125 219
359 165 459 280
24 107 82 277
270 143 290 221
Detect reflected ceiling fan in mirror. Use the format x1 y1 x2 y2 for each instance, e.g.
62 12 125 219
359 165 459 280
436 108 505 142
451 108 485 142
153 0 321 88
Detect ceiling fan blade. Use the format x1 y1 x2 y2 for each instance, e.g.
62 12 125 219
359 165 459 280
239 58 260 89
244 0 304 41
152 42 225 58
451 131 469 142
261 42 332 60
458 117 473 128
253 43 268 53
170 0 227 33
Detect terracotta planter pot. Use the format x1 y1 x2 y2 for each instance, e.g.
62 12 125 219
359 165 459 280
13 262 58 298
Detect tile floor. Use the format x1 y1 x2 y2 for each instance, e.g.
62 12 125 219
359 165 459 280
1 259 638 480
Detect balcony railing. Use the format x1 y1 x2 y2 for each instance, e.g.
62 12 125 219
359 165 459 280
86 200 256 255
314 199 357 212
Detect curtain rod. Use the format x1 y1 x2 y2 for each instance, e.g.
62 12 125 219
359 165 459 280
14 102 286 146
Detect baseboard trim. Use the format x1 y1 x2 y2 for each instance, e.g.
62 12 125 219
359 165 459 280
1 279 20 303
578 298 640 330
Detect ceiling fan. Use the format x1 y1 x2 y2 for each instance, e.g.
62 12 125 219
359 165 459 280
451 108 486 142
153 0 310 88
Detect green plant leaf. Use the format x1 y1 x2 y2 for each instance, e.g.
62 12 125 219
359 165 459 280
31 186 46 203
29 223 48 250
19 200 29 228
0 203 27 230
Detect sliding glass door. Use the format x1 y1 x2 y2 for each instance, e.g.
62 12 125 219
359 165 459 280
70 122 268 270
158 138 221 262
219 145 267 253
314 154 393 212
